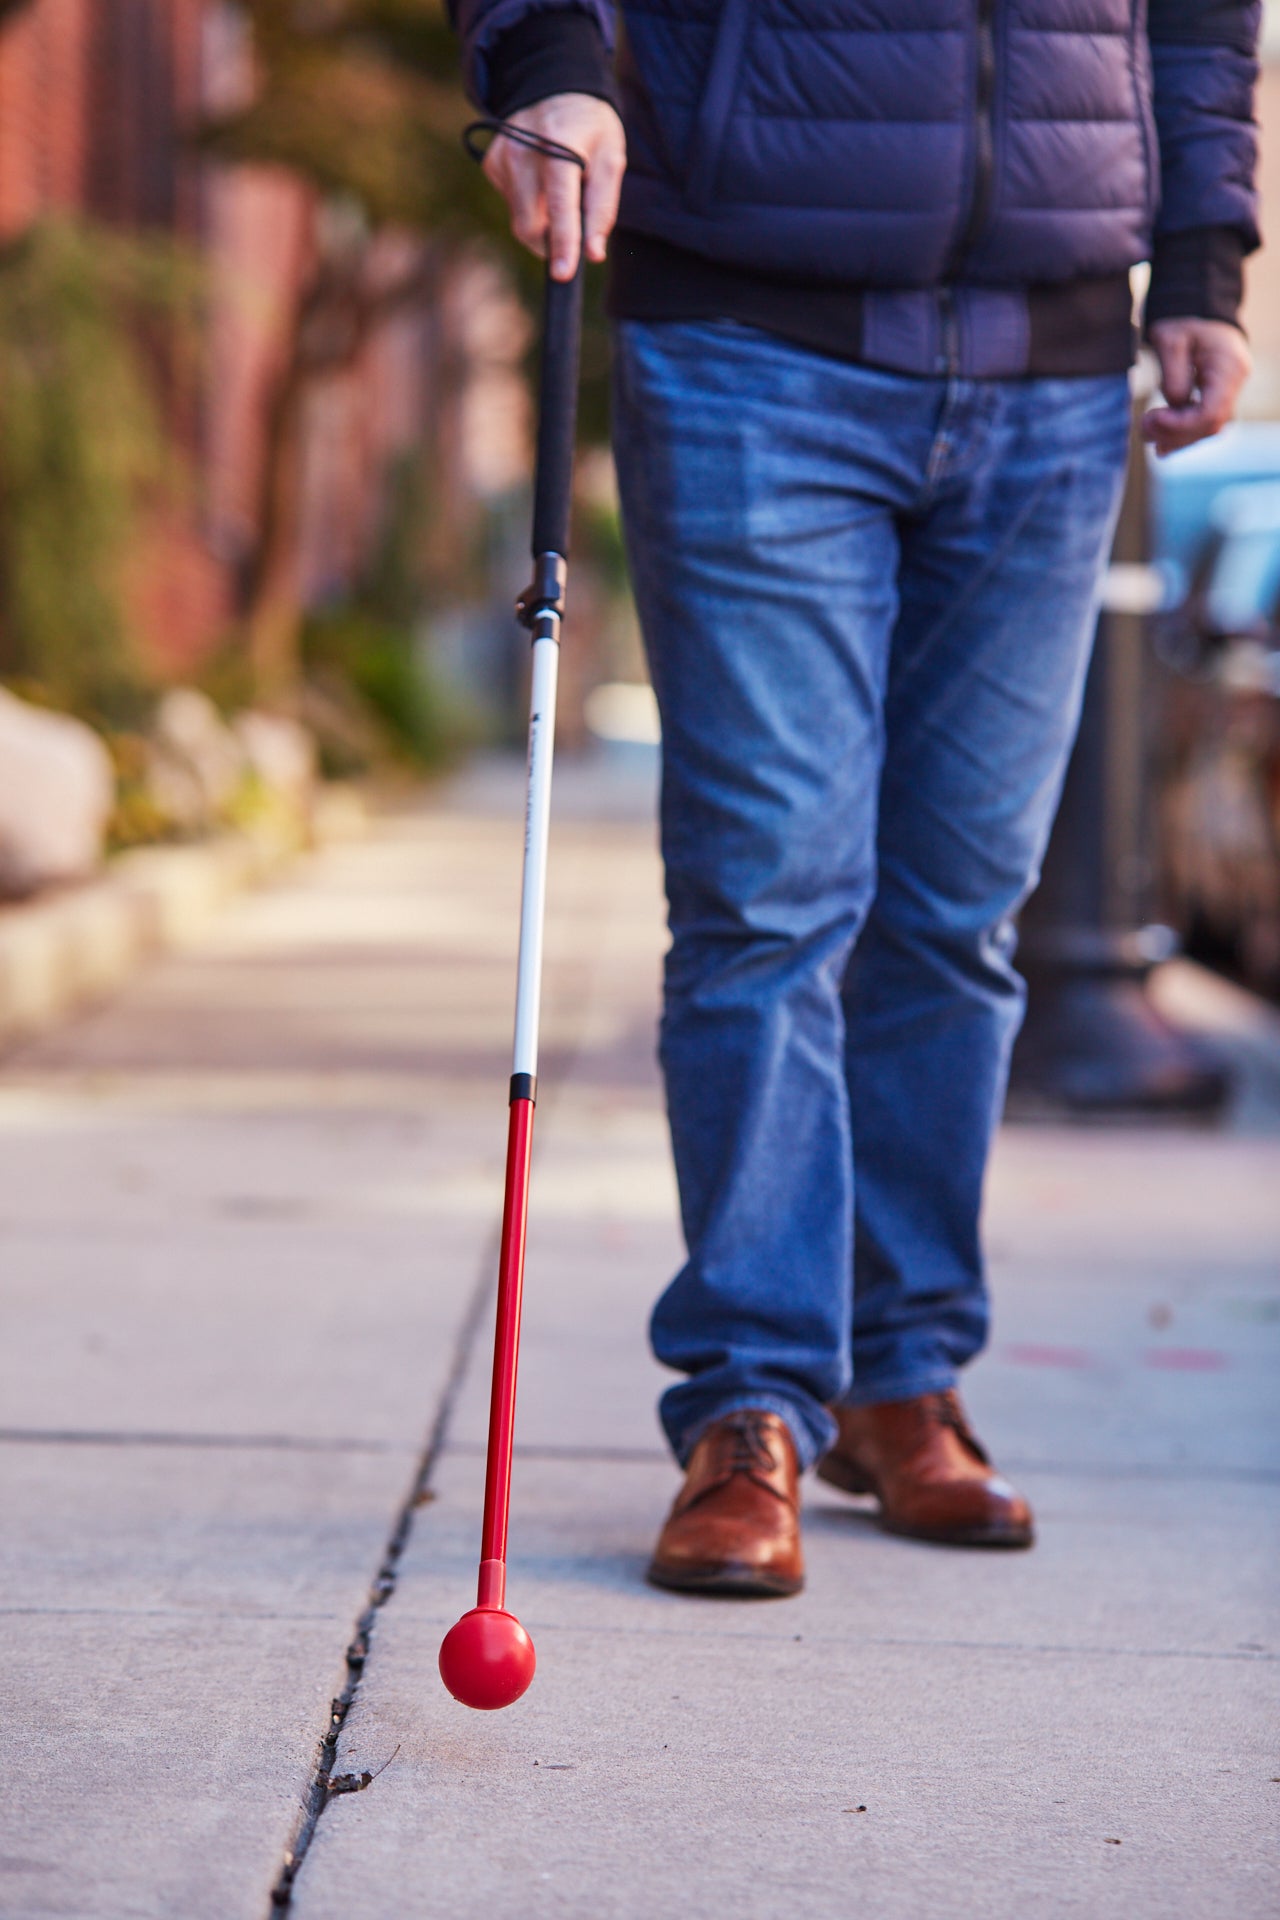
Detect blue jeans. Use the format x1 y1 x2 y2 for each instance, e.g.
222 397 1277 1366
611 320 1131 1469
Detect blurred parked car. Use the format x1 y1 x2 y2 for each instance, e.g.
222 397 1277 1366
1152 428 1280 998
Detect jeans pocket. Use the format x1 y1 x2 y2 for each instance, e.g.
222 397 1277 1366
684 0 756 213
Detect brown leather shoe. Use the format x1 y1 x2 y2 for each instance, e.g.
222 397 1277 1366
648 1409 804 1597
816 1390 1034 1548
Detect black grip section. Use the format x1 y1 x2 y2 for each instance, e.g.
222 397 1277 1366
531 259 584 562
509 1072 537 1104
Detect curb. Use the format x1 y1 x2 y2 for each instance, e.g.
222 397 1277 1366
1150 956 1280 1119
0 783 369 1051
1150 956 1280 1066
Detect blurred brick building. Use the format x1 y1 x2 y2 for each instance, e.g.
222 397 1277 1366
0 0 225 667
0 0 528 678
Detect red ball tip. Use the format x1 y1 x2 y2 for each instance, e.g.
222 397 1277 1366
439 1607 536 1711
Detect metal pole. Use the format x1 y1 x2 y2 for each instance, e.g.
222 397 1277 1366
1010 410 1231 1116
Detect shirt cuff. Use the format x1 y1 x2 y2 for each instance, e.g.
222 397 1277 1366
1145 226 1247 332
486 8 620 119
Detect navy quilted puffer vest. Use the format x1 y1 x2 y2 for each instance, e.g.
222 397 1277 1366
456 0 1259 375
618 0 1154 287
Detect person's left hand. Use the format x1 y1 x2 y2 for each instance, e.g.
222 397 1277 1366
1143 318 1252 458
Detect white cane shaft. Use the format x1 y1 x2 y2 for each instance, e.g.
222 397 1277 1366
512 625 560 1079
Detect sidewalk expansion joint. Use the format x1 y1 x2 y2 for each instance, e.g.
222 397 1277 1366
265 1230 497 1917
261 869 613 1916
447 1438 669 1465
0 1427 399 1454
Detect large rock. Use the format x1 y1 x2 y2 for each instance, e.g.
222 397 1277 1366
0 688 115 900
234 710 316 813
146 689 246 834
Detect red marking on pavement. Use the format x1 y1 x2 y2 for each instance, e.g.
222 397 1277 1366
1143 1348 1229 1372
1000 1344 1098 1370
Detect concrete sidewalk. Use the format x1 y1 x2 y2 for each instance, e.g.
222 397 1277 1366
1 756 1276 1920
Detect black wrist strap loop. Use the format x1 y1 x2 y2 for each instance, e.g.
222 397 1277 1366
463 119 587 172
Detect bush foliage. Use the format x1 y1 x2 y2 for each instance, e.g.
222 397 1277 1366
0 219 197 720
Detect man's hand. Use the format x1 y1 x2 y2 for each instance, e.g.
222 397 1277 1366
483 94 626 282
1143 318 1252 458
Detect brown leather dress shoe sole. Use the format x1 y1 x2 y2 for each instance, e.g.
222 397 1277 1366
816 1391 1034 1549
646 1557 803 1599
647 1409 805 1598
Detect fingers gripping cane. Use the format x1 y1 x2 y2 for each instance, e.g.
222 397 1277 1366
439 125 586 1712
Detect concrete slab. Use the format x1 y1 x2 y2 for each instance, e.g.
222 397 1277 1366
0 1441 416 1920
0 1200 495 1442
6 763 1277 1920
294 1600 1276 1920
0 780 671 1920
285 774 1280 1920
5 1616 347 1920
292 1332 1280 1920
321 1438 1280 1680
0 816 548 1449
0 1438 417 1615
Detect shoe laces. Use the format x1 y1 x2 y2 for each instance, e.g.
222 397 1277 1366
678 1410 788 1515
923 1390 990 1466
720 1410 780 1478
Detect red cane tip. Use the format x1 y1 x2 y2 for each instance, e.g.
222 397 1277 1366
439 1607 536 1711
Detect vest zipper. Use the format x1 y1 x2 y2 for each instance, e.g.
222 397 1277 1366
946 0 997 275
686 0 754 215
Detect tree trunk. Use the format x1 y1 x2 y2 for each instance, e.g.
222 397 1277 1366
244 341 307 706
239 239 445 706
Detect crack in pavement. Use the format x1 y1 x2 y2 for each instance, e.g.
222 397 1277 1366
0 1428 401 1453
265 1231 497 1917
509 1618 1279 1662
260 833 647 1915
4 1431 1275 1483
0 1606 348 1622
443 1440 1280 1484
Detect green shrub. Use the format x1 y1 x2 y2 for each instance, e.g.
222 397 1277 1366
302 604 474 768
0 218 198 723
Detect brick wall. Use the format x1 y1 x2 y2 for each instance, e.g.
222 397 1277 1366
0 0 207 236
0 0 531 690
0 0 92 232
0 0 234 668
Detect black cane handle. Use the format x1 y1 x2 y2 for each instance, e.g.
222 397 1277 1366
465 119 585 568
531 257 584 563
